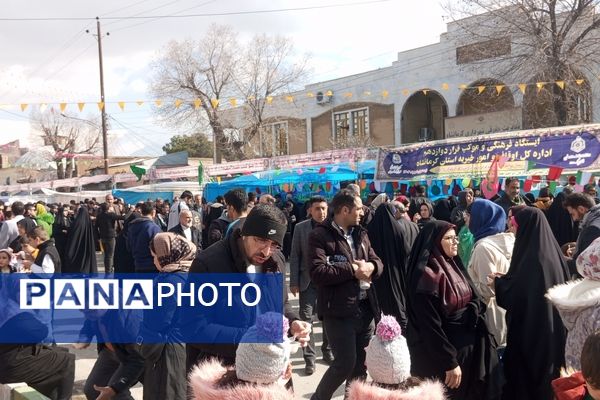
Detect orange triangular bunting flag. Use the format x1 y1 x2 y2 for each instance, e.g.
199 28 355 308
518 84 527 94
174 99 183 108
477 86 485 94
266 96 273 104
555 81 565 90
78 102 85 112
193 99 201 109
20 104 28 112
97 102 105 111
382 90 389 98
59 103 67 112
136 100 144 106
422 89 429 95
155 100 162 107
442 83 449 90
459 84 467 91
536 82 545 92
229 98 237 107
576 79 585 85
286 95 294 102
118 101 125 111
495 85 504 95
210 99 219 108
402 89 410 96
306 92 314 98
343 92 352 98
325 90 333 96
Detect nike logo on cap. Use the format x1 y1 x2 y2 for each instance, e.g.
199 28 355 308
268 229 277 235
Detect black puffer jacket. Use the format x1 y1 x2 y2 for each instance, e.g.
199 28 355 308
308 219 383 319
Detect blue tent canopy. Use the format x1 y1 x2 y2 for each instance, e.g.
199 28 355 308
203 161 374 201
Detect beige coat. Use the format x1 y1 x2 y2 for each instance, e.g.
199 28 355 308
468 232 515 347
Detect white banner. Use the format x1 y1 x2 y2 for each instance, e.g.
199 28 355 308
206 159 268 176
114 173 139 183
150 166 198 180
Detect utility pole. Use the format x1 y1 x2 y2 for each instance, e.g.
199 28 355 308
88 17 109 175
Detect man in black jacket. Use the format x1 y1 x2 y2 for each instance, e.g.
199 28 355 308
169 210 202 254
309 189 383 400
494 177 531 216
96 202 125 273
564 192 600 276
185 204 310 372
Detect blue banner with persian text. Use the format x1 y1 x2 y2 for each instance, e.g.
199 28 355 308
376 127 600 180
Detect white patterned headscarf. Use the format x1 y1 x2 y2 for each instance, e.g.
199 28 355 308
576 237 600 281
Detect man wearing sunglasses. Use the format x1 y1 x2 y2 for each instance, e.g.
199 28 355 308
185 204 310 373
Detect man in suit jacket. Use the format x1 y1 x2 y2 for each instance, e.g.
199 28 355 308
289 195 333 375
169 210 202 255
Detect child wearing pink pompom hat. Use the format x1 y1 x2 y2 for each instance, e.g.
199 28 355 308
347 315 447 400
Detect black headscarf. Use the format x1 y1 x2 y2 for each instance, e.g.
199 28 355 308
52 206 71 263
546 192 578 246
9 218 37 252
495 207 568 398
407 221 473 315
367 203 419 330
433 197 453 222
416 202 436 230
53 206 71 230
63 206 97 273
17 217 37 235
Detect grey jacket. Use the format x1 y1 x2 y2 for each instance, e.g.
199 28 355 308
289 219 315 292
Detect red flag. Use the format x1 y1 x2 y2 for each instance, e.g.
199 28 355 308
524 179 533 192
486 155 500 186
547 166 564 181
318 167 326 174
531 175 541 183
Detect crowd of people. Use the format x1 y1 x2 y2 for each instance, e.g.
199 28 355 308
0 177 599 400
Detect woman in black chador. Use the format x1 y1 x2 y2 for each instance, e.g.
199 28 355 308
494 207 569 400
406 220 501 400
52 206 72 264
367 202 418 331
63 206 97 273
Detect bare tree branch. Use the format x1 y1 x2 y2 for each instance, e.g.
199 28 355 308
150 24 309 162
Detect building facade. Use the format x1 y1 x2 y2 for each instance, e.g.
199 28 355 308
221 7 599 158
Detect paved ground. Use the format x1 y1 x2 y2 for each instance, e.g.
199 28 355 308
70 253 345 399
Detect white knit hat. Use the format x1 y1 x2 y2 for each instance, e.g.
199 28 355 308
235 312 291 385
365 315 411 385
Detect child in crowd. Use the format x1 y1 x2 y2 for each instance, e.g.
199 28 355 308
0 248 14 273
553 330 600 400
26 226 61 273
347 315 446 400
189 312 294 400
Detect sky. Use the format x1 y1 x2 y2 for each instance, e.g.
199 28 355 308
0 0 448 157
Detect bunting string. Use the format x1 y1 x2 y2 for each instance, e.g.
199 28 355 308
0 78 590 113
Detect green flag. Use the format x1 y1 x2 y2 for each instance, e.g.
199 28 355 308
198 161 204 186
130 165 146 181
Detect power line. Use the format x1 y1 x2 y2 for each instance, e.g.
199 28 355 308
104 0 182 28
110 0 219 33
0 0 392 21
